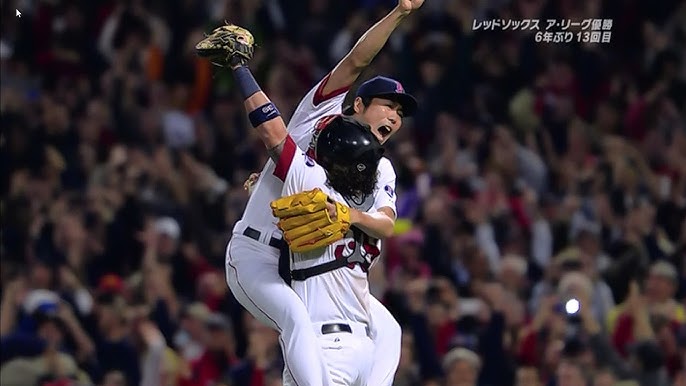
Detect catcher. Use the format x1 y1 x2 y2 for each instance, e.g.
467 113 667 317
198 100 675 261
197 1 423 384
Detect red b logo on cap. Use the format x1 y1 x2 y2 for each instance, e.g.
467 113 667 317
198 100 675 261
394 81 404 93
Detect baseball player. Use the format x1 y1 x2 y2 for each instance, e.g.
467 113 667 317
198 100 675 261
271 116 391 386
223 41 395 382
195 2 423 385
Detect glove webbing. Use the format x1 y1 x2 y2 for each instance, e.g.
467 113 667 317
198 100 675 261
209 43 253 68
203 32 254 67
228 44 254 67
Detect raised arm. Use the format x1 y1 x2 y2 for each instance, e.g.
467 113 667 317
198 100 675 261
232 65 289 162
196 25 289 162
322 0 425 95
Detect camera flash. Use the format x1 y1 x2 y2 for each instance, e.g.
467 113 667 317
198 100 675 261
565 299 580 314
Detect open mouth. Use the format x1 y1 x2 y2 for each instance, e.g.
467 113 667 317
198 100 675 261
378 126 391 138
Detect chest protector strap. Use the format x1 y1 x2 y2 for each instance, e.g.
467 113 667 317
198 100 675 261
290 227 375 281
290 258 351 281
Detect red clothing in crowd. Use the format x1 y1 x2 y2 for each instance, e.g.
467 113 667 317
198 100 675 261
179 351 239 386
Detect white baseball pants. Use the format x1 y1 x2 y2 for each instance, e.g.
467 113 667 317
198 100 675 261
225 234 401 386
283 321 375 386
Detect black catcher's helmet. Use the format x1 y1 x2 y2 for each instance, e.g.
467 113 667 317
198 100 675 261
312 115 384 174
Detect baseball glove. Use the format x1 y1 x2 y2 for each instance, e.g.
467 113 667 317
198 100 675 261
270 188 351 253
195 22 255 67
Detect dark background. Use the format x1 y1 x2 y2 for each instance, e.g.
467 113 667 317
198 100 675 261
1 0 685 385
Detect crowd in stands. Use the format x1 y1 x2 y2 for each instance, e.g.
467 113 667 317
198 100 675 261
1 0 685 385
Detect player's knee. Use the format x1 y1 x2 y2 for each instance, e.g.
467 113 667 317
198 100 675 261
391 315 401 334
387 315 402 342
372 310 401 344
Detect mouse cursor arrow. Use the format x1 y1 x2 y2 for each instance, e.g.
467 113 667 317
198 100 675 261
16 9 21 17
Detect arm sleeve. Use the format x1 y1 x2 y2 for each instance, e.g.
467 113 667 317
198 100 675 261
274 136 310 196
311 72 352 107
139 343 165 386
478 312 512 386
272 135 299 182
475 222 501 273
422 225 450 278
288 73 350 147
531 218 553 269
373 158 398 216
150 300 176 345
407 312 443 379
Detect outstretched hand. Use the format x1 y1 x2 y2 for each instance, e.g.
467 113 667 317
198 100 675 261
243 172 260 194
139 320 165 346
397 0 425 15
625 281 643 311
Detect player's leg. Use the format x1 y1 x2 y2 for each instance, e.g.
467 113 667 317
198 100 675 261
225 241 277 328
367 295 402 386
281 367 296 386
226 236 332 386
356 336 375 386
319 329 374 386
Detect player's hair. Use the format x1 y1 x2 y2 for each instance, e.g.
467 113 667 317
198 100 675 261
359 97 373 108
343 97 373 116
325 162 378 200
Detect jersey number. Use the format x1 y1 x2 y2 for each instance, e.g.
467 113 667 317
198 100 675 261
333 228 380 272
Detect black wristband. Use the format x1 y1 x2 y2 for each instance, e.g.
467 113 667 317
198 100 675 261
248 103 281 128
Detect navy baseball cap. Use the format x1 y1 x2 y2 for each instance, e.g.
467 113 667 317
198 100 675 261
343 76 418 117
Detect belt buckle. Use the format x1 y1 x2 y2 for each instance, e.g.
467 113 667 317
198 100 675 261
321 323 352 335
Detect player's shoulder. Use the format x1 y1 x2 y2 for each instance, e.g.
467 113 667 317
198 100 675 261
289 74 348 122
377 156 396 178
287 80 346 143
379 156 394 168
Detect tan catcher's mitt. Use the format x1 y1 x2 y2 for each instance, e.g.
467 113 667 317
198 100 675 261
270 189 351 253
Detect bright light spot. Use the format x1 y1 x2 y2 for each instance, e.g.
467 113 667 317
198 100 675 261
565 299 580 314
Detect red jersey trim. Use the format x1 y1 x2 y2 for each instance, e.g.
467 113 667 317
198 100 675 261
312 72 351 107
273 135 297 181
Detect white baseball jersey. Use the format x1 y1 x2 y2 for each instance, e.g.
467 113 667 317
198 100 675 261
226 71 403 386
272 134 397 326
232 73 398 241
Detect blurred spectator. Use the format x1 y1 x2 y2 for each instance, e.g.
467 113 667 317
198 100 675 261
1 0 685 385
178 312 238 386
172 303 210 363
0 303 93 386
442 347 481 386
515 366 543 386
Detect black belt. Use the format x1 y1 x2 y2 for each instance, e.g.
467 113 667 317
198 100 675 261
321 323 370 337
243 227 287 250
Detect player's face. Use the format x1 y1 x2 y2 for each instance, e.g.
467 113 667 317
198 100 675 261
354 97 404 144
